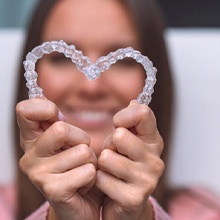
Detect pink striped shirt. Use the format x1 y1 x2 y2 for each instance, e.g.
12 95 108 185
1 185 220 220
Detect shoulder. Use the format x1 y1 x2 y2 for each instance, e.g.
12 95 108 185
168 186 220 220
24 201 50 220
149 196 171 220
0 183 16 220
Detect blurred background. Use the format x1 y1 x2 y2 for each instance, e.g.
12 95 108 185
0 0 220 194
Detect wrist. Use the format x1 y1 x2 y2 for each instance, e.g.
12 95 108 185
48 206 59 220
138 199 154 220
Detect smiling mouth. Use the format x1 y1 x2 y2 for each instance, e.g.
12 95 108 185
75 110 112 122
65 109 114 129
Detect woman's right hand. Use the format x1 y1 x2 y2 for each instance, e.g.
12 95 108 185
16 98 102 220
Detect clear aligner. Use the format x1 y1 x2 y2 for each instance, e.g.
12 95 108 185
24 40 157 105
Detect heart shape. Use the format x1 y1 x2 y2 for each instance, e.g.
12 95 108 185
23 40 157 105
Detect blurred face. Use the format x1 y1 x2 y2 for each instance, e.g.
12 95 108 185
38 0 145 156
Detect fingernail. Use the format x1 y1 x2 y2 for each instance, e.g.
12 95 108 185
129 100 138 106
58 111 66 122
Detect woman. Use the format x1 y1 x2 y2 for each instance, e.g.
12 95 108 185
14 0 220 219
15 0 172 219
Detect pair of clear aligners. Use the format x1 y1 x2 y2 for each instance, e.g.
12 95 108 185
24 40 157 105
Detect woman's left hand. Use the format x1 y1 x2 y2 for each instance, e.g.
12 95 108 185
96 101 164 220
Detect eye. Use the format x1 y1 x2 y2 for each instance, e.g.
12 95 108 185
114 57 139 68
45 52 72 65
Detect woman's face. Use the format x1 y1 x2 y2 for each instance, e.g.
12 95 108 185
38 0 145 156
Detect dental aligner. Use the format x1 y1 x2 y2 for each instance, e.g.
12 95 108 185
23 40 157 105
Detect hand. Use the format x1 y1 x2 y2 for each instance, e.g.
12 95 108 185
16 98 103 220
96 101 164 220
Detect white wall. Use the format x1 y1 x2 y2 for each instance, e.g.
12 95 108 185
165 29 220 194
0 29 24 183
0 28 220 195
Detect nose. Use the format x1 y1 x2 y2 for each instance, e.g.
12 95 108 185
74 50 110 101
75 68 108 102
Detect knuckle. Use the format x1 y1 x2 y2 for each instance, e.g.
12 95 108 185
15 101 26 116
19 156 28 174
52 121 69 138
158 136 164 153
42 182 61 203
149 159 165 189
140 174 156 192
52 122 91 146
148 179 158 193
19 152 48 188
15 103 22 117
98 149 111 168
137 105 157 125
139 158 165 191
149 155 165 178
156 158 165 177
52 121 68 135
112 127 127 144
138 105 152 118
27 170 42 187
86 163 96 179
28 166 44 186
124 190 145 210
19 159 40 187
45 101 57 115
81 131 91 146
149 134 164 155
142 174 158 194
19 139 26 151
16 101 29 123
152 155 165 175
78 144 91 160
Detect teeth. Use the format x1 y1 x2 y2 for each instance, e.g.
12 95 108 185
76 111 110 122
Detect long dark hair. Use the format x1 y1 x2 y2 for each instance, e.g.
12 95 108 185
14 0 173 218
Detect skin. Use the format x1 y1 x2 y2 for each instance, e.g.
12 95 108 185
16 0 164 219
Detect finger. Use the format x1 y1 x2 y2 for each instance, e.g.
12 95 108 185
96 170 148 209
41 163 96 202
102 128 149 161
16 98 60 141
98 146 164 185
45 144 97 173
98 149 139 182
34 121 90 156
113 101 160 143
40 110 66 131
